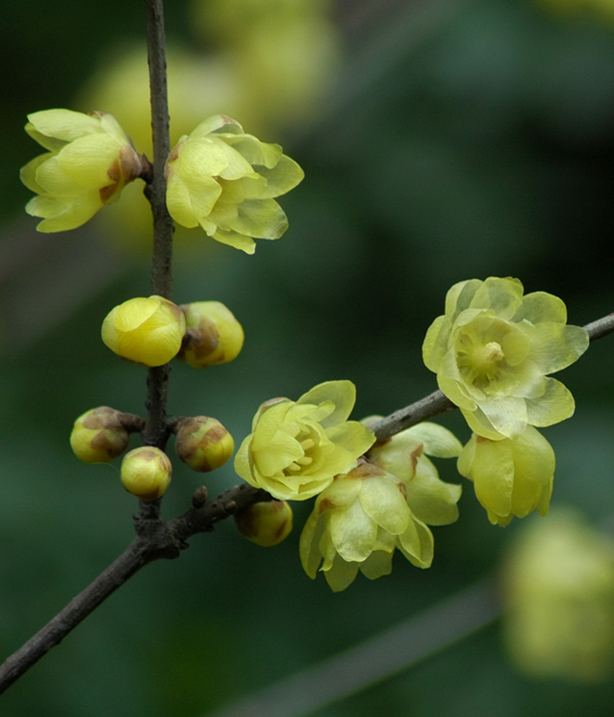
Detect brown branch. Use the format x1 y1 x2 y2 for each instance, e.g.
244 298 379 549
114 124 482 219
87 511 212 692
1 310 612 692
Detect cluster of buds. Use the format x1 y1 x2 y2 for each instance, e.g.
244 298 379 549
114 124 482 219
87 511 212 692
71 296 244 501
423 276 589 525
21 110 303 254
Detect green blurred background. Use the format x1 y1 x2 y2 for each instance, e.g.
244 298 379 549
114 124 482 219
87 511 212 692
1 0 614 714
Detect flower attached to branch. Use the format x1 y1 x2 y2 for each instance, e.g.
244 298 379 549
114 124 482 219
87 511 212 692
234 380 375 501
300 422 462 591
165 115 304 254
422 277 589 440
101 295 186 367
20 109 143 232
457 426 555 527
300 463 436 592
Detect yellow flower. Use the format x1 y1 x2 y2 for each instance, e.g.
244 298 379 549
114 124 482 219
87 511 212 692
457 426 554 527
422 277 589 439
300 463 434 592
234 380 375 501
367 421 463 527
502 509 614 681
20 109 143 232
177 301 244 368
234 500 293 547
165 115 304 254
121 446 172 501
101 295 186 367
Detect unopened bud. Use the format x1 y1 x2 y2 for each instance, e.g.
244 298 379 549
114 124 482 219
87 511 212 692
175 416 234 472
234 500 293 547
70 406 130 463
101 295 186 367
120 446 172 500
177 301 244 368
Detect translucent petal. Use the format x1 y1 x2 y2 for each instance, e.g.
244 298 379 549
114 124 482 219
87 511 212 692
221 134 282 168
470 438 514 517
513 291 567 325
211 229 256 254
166 176 199 228
469 277 524 320
398 517 433 567
20 153 53 193
422 315 447 371
227 198 288 239
27 109 103 144
324 422 375 459
478 396 528 438
174 137 229 179
253 431 304 476
403 422 463 458
317 477 362 511
457 435 476 478
190 115 243 139
461 407 506 441
438 373 476 412
511 426 555 487
233 436 253 484
33 156 83 198
297 380 356 427
257 155 305 197
446 279 482 319
299 510 325 578
527 323 589 374
406 457 462 526
359 475 409 535
329 500 377 562
99 112 130 144
27 193 101 232
216 140 259 180
360 551 393 580
525 378 575 427
324 556 360 592
250 401 293 448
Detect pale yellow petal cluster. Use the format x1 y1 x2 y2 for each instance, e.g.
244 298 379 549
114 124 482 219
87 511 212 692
234 380 375 501
300 422 462 591
20 109 143 232
101 295 186 367
457 427 554 527
423 277 589 440
165 115 304 254
502 509 614 681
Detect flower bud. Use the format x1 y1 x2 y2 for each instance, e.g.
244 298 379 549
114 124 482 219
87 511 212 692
120 446 172 500
177 301 244 368
70 406 130 463
175 416 235 472
101 295 186 367
234 500 293 546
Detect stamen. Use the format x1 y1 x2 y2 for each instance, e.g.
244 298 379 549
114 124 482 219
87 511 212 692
296 456 313 466
300 438 316 451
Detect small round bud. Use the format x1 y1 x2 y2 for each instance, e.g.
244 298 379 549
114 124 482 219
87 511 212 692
234 500 293 547
101 295 187 367
70 406 130 463
175 416 235 472
120 447 172 500
177 301 244 368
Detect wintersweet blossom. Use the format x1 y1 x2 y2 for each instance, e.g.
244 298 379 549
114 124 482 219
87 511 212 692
502 509 614 681
422 277 589 440
165 115 304 254
457 426 555 527
367 420 463 527
300 463 436 592
234 381 375 501
101 296 186 367
20 109 143 232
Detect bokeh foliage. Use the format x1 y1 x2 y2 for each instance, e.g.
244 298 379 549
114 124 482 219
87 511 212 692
1 0 614 715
